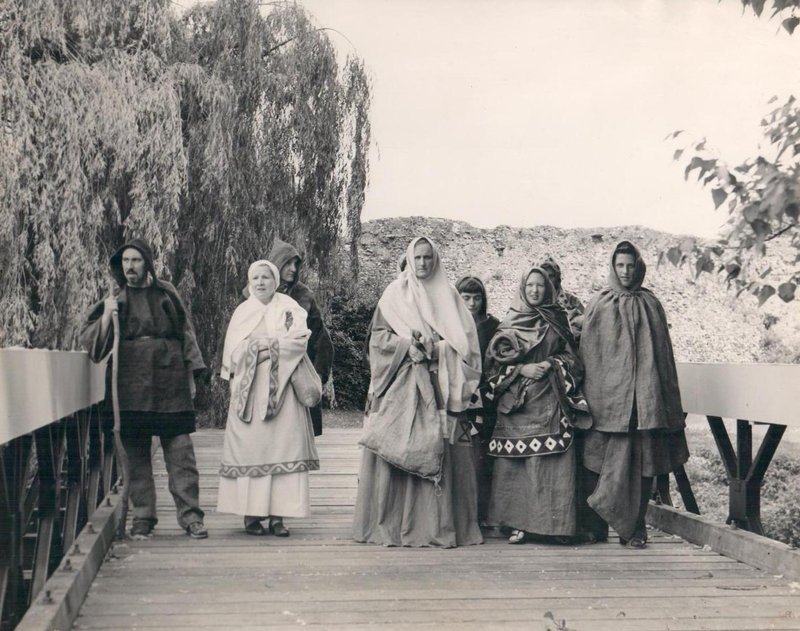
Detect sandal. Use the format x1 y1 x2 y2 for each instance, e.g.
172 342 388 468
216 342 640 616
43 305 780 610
244 519 267 536
508 529 526 544
269 521 290 537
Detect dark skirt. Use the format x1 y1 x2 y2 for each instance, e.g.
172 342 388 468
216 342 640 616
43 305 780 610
471 436 494 525
487 446 577 536
352 437 483 548
487 357 577 536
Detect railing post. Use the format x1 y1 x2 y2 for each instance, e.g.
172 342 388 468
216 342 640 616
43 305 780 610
706 416 786 536
62 412 87 553
30 424 64 601
728 419 753 531
86 408 104 513
0 436 32 631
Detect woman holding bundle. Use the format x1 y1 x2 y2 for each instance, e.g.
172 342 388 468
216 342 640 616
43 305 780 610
353 237 483 548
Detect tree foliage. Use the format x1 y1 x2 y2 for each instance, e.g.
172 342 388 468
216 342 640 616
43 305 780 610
0 0 372 381
664 0 800 305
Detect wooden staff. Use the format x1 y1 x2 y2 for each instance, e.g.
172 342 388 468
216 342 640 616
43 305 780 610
108 281 130 539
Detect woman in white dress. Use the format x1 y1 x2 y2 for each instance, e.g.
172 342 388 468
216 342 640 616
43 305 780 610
217 260 319 536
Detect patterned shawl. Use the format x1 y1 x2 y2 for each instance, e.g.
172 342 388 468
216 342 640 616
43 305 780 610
489 267 574 365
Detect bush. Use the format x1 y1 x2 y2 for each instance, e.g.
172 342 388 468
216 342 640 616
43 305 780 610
329 295 374 410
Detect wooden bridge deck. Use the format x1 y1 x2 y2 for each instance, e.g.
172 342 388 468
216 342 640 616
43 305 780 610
72 428 800 631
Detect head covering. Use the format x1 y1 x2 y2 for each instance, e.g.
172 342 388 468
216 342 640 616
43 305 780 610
492 267 574 360
247 259 280 302
377 237 480 362
109 238 157 288
221 260 296 380
268 238 302 288
518 268 555 310
455 275 488 319
579 241 683 432
539 256 562 292
609 240 647 292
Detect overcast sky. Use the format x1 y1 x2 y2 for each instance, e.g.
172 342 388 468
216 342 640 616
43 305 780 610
181 0 800 238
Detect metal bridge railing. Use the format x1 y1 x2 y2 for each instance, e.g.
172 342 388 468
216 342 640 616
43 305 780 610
0 350 109 631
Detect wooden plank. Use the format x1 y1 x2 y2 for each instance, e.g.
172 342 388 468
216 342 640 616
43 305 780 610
0 350 106 445
67 604 800 628
15 490 123 631
66 622 800 631
676 363 800 426
78 581 798 601
647 503 800 580
75 594 800 616
64 428 800 631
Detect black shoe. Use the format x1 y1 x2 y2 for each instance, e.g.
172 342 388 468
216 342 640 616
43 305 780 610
245 519 267 536
130 521 154 538
269 521 290 537
186 521 208 539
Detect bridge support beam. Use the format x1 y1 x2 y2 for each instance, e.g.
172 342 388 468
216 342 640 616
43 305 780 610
647 502 800 580
706 416 785 536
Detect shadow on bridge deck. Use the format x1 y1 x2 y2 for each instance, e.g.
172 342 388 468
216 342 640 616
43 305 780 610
70 428 800 631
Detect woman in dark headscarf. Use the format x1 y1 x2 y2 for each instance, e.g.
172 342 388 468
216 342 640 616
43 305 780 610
539 256 585 344
579 241 689 548
456 276 500 527
485 267 589 544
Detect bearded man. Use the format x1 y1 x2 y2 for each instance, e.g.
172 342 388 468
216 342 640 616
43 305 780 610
81 239 208 539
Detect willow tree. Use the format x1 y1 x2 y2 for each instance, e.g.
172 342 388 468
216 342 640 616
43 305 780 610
1 0 190 348
175 0 372 390
0 0 372 390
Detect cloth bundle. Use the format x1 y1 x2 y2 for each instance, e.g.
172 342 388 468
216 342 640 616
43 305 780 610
291 354 323 408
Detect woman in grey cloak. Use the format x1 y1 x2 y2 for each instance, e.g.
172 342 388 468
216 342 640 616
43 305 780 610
579 241 689 548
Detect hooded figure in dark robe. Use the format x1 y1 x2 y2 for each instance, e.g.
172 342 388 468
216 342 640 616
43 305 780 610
80 238 208 539
268 239 333 437
455 275 500 525
578 241 689 548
